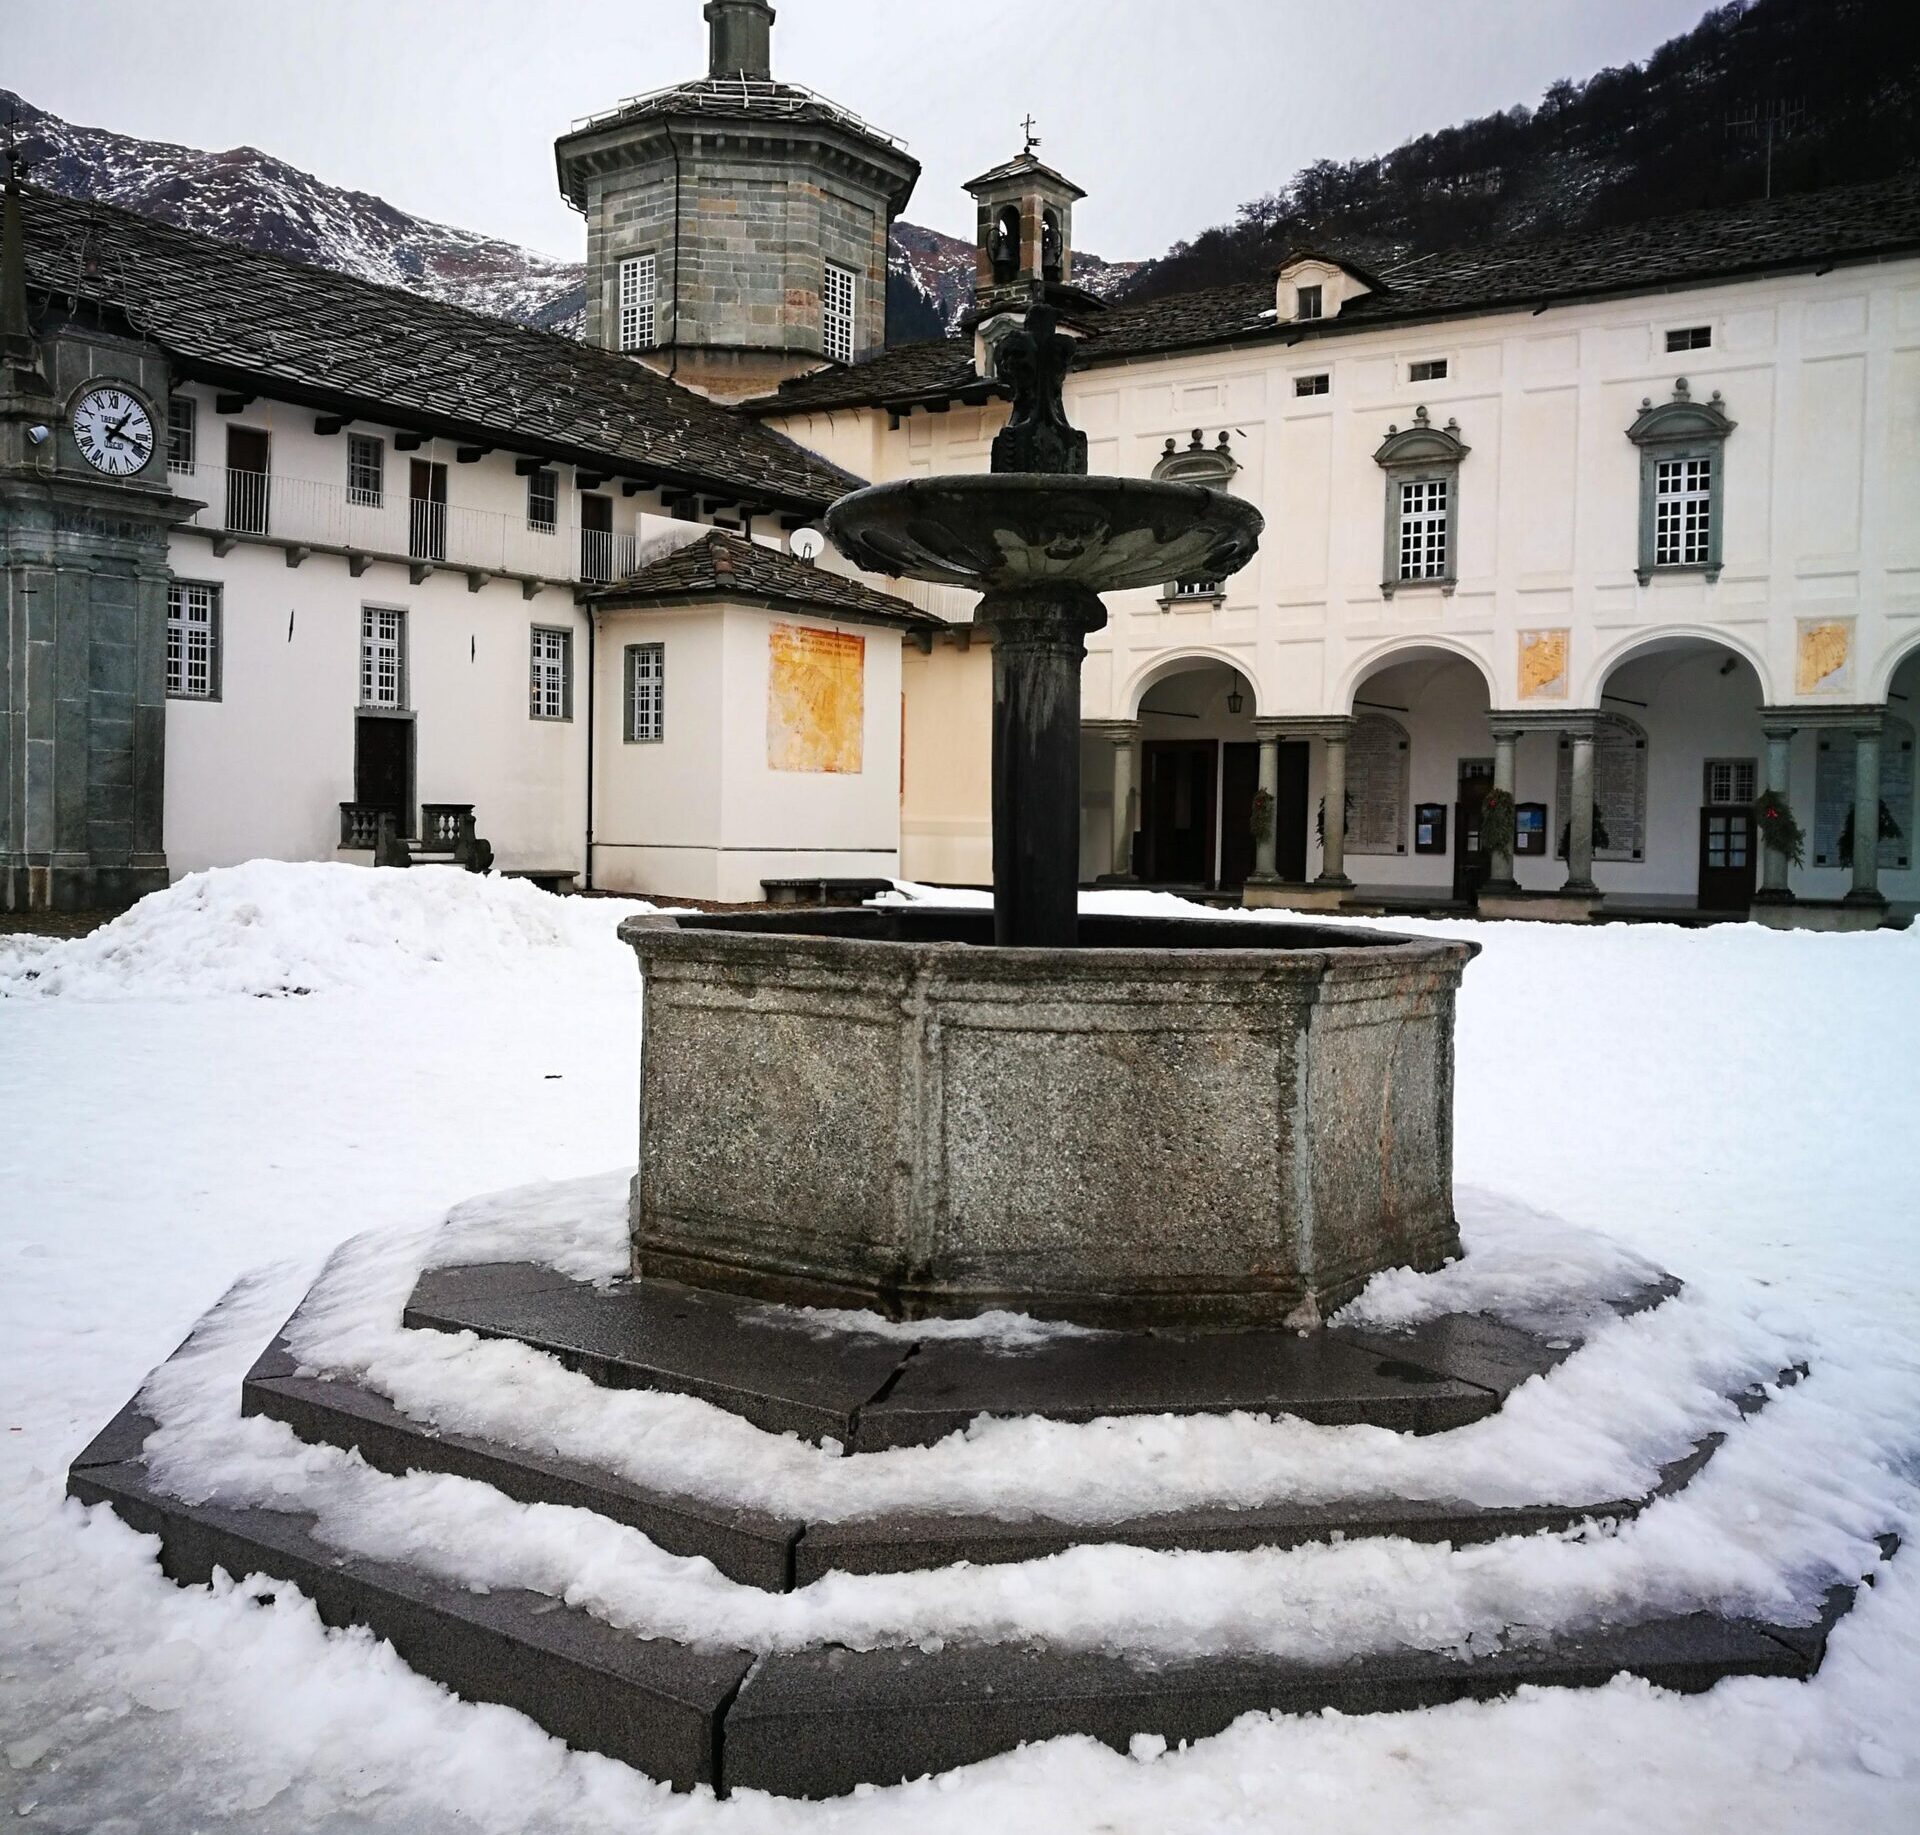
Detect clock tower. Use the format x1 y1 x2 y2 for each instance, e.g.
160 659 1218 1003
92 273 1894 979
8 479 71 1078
1 164 187 910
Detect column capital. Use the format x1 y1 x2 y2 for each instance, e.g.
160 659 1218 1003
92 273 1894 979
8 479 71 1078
1486 707 1601 737
1254 714 1353 741
1081 719 1139 743
1758 702 1885 734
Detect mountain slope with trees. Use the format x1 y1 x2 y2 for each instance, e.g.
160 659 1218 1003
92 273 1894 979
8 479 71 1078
1123 0 1918 302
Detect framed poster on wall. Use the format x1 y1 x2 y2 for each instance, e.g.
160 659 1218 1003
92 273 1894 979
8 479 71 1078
1414 803 1448 855
1515 802 1547 856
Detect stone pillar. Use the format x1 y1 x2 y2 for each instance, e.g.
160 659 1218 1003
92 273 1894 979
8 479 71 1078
976 583 1108 947
1087 720 1139 882
1756 723 1797 904
1249 725 1281 882
1483 723 1521 894
1846 717 1887 907
1563 723 1598 895
1316 723 1354 889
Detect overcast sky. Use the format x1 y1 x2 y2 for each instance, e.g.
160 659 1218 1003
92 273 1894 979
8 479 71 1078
11 0 1712 262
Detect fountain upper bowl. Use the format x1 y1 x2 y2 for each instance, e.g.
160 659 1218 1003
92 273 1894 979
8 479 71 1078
825 473 1264 597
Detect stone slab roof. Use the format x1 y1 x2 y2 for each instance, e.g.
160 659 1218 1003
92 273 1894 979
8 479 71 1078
746 170 1920 417
19 185 863 513
587 530 941 628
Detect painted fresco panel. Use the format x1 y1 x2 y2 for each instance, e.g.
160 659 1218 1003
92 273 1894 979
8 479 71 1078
767 623 865 774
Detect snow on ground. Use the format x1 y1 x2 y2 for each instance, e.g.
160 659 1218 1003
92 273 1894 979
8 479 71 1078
3 867 1919 1832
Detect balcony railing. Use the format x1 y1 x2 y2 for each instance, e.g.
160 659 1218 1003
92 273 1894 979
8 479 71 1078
184 466 597 583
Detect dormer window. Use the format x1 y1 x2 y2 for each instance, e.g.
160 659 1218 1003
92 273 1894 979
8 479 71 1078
1274 251 1381 325
1296 284 1323 321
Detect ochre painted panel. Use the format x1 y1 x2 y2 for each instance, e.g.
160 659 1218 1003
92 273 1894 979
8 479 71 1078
767 623 865 773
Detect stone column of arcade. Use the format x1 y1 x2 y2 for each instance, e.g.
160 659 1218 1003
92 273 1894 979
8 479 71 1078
1757 721 1798 904
1847 714 1887 908
1482 724 1522 895
1315 724 1354 890
1562 720 1599 896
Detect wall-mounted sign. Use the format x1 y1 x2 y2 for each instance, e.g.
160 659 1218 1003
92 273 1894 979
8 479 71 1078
1515 801 1548 855
1414 803 1448 855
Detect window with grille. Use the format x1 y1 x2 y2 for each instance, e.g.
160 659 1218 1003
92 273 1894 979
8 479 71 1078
527 468 558 532
360 607 407 710
1705 758 1756 806
1410 358 1448 381
165 581 219 699
347 434 385 507
1295 284 1323 320
166 395 196 473
625 642 664 742
529 627 571 721
823 261 856 364
618 254 656 352
1171 578 1223 599
1666 325 1711 352
1654 455 1712 565
1397 478 1449 580
1295 372 1329 397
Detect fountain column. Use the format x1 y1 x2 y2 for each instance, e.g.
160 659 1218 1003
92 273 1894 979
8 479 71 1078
979 584 1108 947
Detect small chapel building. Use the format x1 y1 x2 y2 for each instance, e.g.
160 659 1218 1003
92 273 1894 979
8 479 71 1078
5 0 1918 924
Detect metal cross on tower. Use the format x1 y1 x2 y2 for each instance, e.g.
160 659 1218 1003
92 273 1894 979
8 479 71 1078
1021 113 1040 153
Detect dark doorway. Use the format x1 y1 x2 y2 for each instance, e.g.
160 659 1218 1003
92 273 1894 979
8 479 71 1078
355 715 414 838
1218 743 1260 888
1698 807 1756 912
225 425 269 534
1275 740 1310 880
580 492 614 583
1453 760 1494 904
1141 740 1217 885
409 459 448 562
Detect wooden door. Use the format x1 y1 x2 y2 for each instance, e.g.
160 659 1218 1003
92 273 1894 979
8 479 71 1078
1698 807 1757 912
1274 740 1310 881
1219 743 1259 889
409 459 447 560
225 425 269 533
1141 741 1217 885
1453 761 1494 904
354 716 413 837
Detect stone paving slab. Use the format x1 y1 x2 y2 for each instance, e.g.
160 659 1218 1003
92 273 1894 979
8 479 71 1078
67 1406 753 1792
404 1263 910 1444
242 1332 802 1592
722 1613 1825 1798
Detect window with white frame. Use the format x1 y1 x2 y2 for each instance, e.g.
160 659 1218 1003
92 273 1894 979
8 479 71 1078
1409 357 1448 382
1666 325 1711 352
1397 477 1450 581
1294 372 1330 397
360 607 407 709
625 642 664 742
165 581 219 699
1654 455 1713 566
527 467 558 532
823 261 856 364
166 395 196 473
529 627 572 721
618 254 656 352
1295 283 1323 321
1705 758 1757 806
347 433 385 507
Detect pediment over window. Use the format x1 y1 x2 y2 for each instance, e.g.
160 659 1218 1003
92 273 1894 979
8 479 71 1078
1627 378 1735 447
1373 405 1468 470
1273 249 1384 324
1152 429 1239 487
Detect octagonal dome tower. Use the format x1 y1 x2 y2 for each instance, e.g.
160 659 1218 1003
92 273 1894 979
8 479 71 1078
555 0 919 400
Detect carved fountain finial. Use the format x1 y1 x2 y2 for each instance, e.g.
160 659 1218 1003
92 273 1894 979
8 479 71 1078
989 302 1087 476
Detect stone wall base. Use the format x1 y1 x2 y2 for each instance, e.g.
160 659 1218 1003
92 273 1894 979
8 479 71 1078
1242 880 1346 912
3 861 167 913
1476 891 1601 923
1750 900 1896 933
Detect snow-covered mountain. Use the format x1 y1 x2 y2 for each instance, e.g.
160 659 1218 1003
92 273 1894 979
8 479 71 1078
3 90 1137 347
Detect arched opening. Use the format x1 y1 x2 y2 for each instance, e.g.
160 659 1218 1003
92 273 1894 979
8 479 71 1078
1595 633 1766 912
1346 647 1492 902
1087 658 1259 889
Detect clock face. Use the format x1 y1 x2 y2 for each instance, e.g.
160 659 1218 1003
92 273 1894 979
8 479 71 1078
70 385 156 477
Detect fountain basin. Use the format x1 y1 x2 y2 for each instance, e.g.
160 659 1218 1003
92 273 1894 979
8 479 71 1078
824 474 1264 598
621 908 1474 1329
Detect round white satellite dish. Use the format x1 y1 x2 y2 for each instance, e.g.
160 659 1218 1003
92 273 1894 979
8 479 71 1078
789 527 827 562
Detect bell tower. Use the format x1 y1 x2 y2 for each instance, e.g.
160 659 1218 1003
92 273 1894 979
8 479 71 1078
555 0 919 400
965 138 1087 315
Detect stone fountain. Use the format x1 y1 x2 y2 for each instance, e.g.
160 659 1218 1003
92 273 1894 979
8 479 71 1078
621 304 1475 1328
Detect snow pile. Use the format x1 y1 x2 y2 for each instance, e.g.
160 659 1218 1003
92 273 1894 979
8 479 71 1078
0 861 653 1000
